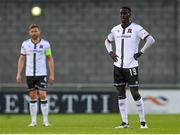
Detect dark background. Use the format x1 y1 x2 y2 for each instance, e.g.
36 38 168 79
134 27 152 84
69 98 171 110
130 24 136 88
0 0 179 86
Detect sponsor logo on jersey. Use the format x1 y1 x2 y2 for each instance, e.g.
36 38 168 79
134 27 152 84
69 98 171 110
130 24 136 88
30 49 44 53
120 34 131 38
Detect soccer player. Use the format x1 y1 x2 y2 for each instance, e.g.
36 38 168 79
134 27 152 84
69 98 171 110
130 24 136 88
105 7 155 128
16 24 54 127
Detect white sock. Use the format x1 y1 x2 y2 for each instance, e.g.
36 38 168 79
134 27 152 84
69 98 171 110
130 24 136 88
41 100 49 124
136 97 146 122
29 101 37 124
118 98 128 123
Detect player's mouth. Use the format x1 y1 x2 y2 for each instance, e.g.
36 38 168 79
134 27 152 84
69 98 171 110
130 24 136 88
121 18 126 22
32 35 37 38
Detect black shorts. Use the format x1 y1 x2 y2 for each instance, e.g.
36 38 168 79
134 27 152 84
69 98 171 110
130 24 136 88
26 76 48 91
113 65 139 88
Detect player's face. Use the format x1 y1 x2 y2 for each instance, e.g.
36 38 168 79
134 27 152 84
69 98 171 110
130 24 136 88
29 27 41 40
120 9 130 23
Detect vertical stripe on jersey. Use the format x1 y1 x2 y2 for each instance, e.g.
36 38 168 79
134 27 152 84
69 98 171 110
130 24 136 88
121 29 126 68
33 44 36 76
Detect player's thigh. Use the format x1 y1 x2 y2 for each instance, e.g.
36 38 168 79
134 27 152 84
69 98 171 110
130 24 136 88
26 76 37 100
113 65 126 87
36 76 48 100
125 67 139 87
26 76 36 90
36 76 48 90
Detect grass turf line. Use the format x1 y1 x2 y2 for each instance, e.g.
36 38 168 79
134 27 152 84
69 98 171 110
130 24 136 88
0 114 180 134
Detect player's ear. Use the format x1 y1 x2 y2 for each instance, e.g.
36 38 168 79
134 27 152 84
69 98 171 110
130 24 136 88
28 30 31 36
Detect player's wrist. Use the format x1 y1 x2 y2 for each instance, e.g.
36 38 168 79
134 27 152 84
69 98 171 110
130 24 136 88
49 74 54 78
109 51 116 57
134 51 143 60
17 73 21 76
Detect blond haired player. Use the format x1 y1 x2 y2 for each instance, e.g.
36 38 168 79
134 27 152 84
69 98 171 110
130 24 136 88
16 24 54 127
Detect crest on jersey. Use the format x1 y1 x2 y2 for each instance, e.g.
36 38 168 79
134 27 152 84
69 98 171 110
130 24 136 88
39 45 43 49
127 28 132 33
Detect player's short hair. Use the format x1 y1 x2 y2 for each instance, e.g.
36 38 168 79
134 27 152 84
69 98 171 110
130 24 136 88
120 6 131 14
28 24 40 31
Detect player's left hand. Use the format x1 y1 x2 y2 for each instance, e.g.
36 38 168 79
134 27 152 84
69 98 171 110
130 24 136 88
48 75 54 84
134 51 143 60
16 74 22 83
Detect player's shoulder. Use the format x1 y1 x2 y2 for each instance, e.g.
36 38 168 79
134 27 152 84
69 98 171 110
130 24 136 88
131 22 144 30
111 24 121 32
41 38 50 44
41 38 51 47
23 39 30 43
22 39 31 46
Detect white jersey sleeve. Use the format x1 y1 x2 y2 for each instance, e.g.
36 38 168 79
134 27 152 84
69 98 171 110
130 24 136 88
45 41 50 49
107 28 115 42
45 41 52 56
20 42 26 55
107 33 114 42
105 28 115 53
137 25 149 40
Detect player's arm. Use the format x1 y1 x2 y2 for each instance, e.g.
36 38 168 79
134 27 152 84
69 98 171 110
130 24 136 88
140 35 155 53
134 35 155 60
47 56 54 84
16 55 25 83
46 48 54 84
134 27 155 60
105 32 118 62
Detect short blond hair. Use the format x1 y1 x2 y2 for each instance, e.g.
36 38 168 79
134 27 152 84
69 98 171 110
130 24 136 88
28 24 40 31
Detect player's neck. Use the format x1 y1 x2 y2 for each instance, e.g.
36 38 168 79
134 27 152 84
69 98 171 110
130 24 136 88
121 21 131 29
31 38 41 44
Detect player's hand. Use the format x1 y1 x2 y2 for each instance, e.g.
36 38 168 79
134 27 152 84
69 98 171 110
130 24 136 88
134 51 143 60
16 74 22 83
48 75 54 85
109 51 118 62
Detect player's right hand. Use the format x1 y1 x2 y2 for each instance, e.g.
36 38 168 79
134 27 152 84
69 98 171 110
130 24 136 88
16 75 22 83
109 51 118 62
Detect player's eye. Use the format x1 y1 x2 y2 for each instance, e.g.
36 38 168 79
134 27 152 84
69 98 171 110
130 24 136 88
120 12 128 15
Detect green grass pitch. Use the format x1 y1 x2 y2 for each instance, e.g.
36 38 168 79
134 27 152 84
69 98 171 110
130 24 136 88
0 114 180 134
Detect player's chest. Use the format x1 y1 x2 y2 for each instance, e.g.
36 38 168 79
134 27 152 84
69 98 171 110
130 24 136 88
25 44 45 55
114 28 136 40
